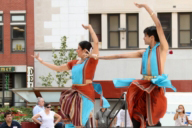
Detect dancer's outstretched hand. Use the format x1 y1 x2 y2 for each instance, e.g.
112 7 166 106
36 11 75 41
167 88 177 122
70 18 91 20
82 24 91 30
31 53 43 63
134 2 145 8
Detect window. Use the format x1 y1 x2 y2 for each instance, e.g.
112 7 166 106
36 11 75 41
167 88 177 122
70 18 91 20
0 15 2 22
89 14 101 42
0 73 26 107
11 14 26 52
11 14 25 22
126 14 138 48
178 13 192 47
158 13 172 47
11 26 25 52
14 73 26 106
108 14 120 48
0 74 13 107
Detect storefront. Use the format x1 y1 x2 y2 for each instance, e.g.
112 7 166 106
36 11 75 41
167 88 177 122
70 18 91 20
0 66 27 107
0 0 35 107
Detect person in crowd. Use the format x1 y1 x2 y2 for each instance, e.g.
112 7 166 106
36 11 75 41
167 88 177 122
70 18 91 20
95 105 114 128
32 102 62 128
33 97 64 128
116 104 132 127
0 111 21 128
174 104 188 126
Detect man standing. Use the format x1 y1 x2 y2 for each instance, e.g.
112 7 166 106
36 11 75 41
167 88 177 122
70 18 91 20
0 112 21 128
95 107 114 128
33 97 63 128
33 97 45 121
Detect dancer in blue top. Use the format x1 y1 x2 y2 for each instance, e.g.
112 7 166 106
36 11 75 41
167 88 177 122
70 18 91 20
32 24 110 128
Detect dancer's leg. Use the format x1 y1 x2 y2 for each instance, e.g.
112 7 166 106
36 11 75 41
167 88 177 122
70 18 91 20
65 123 75 128
75 126 82 128
147 121 161 127
81 95 94 126
153 121 161 126
132 118 141 128
65 95 93 128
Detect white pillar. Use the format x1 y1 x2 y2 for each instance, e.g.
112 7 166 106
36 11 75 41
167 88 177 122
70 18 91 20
120 13 126 49
101 14 108 49
172 12 178 48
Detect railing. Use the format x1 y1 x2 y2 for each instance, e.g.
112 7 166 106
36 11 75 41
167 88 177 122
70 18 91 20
107 92 128 128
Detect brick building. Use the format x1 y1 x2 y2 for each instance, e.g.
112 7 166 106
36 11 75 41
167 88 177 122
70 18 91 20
0 0 34 107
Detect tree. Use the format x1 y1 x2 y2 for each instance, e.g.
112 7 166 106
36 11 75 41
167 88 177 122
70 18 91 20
39 36 77 87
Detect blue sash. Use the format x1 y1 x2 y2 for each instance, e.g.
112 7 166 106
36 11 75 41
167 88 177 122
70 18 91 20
142 42 160 76
113 42 176 91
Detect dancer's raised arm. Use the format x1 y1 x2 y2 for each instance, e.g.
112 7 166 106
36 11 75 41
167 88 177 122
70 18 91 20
82 24 99 55
31 53 69 72
94 50 145 60
134 3 169 51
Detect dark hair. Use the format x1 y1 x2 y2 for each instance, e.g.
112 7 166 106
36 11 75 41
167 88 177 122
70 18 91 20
79 41 92 52
44 102 51 107
4 112 12 118
144 26 160 42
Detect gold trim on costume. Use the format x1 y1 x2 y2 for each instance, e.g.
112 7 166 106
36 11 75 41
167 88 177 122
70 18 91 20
72 84 87 86
143 75 157 80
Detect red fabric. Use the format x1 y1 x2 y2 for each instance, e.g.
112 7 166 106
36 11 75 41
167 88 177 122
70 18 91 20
83 58 98 82
67 58 98 100
67 60 78 70
67 58 98 81
60 89 82 126
127 80 167 128
72 84 95 102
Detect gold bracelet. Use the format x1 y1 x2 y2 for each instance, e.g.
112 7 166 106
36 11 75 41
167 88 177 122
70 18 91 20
151 12 154 17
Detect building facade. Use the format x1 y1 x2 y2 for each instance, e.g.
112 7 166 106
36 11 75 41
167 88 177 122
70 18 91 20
33 0 192 125
34 0 192 90
0 0 191 126
0 0 34 107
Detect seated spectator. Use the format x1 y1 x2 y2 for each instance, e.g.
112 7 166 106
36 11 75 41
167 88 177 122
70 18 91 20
32 102 61 128
0 111 21 128
174 104 188 126
33 97 64 128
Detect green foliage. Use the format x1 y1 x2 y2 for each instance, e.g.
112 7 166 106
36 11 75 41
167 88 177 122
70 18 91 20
0 106 33 124
39 73 54 87
39 36 77 87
